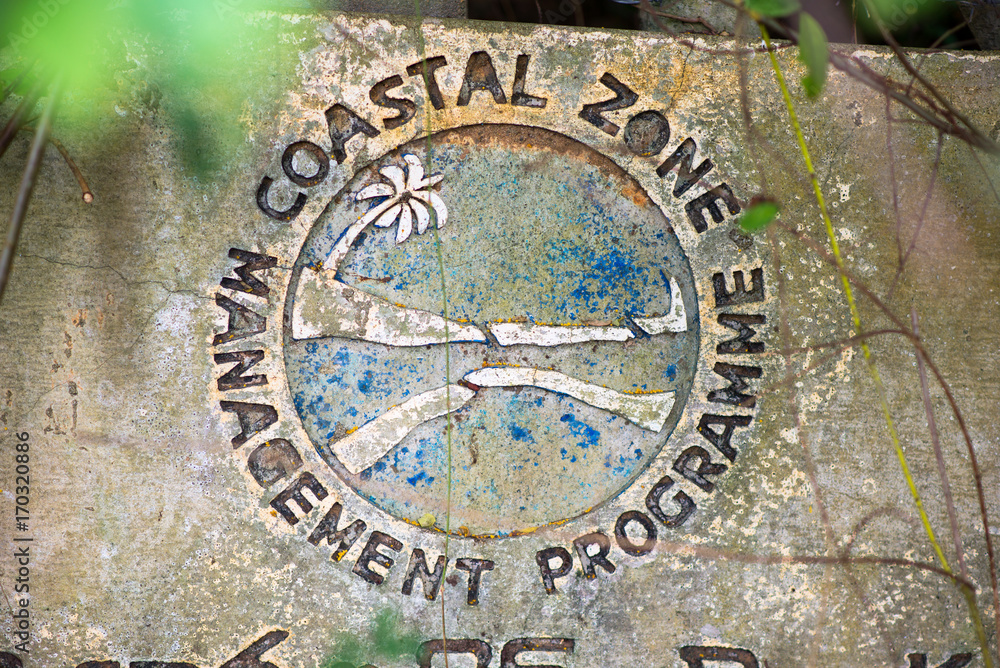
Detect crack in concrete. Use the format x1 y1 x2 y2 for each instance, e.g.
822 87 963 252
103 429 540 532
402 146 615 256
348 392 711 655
20 253 213 300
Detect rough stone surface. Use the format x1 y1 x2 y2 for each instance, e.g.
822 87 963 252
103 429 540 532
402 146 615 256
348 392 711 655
0 12 999 668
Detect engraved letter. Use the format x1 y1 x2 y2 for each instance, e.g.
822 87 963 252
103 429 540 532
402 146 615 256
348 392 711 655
578 72 638 136
370 74 417 130
213 294 266 345
673 446 728 492
708 362 761 408
685 184 741 233
646 475 697 527
697 414 752 462
455 557 495 605
717 314 766 355
536 546 573 595
572 532 616 578
214 350 266 391
220 401 278 448
406 56 448 110
352 531 402 585
907 653 973 668
418 640 492 668
221 248 277 298
657 137 714 197
678 646 759 668
511 54 547 108
713 268 765 307
307 502 367 562
501 638 575 668
614 510 657 556
401 548 446 600
256 176 306 222
269 471 328 525
457 51 508 106
247 439 303 488
220 630 289 668
325 103 380 164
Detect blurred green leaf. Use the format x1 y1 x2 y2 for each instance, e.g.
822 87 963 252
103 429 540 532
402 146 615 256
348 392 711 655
739 201 780 233
0 68 33 98
798 13 829 98
320 608 421 668
745 0 801 18
372 609 422 661
0 0 303 181
855 0 959 46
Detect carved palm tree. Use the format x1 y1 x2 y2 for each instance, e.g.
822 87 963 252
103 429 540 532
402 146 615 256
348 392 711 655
327 154 447 268
292 153 687 474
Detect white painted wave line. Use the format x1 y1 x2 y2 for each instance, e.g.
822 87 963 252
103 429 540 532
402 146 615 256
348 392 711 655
333 384 476 475
463 367 675 432
488 321 634 346
292 271 487 345
633 276 687 335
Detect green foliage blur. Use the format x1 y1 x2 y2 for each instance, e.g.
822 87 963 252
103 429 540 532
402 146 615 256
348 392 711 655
739 200 779 233
797 13 829 98
0 0 301 179
856 0 973 47
744 0 802 18
320 609 423 668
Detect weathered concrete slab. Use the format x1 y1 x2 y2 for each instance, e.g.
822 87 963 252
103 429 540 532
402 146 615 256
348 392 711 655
1 12 999 668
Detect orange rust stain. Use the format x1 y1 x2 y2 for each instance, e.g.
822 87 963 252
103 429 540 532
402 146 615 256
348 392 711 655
622 182 648 207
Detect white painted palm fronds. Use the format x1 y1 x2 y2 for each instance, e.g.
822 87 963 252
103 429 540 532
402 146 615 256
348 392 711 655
327 154 446 269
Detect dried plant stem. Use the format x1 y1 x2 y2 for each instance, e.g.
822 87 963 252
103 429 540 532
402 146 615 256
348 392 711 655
759 25 994 668
912 309 967 578
768 228 835 667
411 3 451 667
774 220 1000 667
777 153 1000 666
0 86 57 305
759 24 948 569
0 65 33 107
0 76 46 161
20 126 93 203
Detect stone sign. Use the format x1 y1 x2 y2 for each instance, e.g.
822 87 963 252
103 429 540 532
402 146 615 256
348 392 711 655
1 11 999 668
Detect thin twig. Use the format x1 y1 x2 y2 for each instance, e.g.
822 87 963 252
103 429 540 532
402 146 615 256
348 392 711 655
886 94 904 273
0 83 58 305
757 330 907 399
862 0 994 153
887 130 942 300
0 64 34 107
968 143 1000 209
760 23 952 572
775 219 1000 660
912 309 967 579
842 507 921 661
646 538 978 591
744 8 1000 154
0 76 46 161
410 4 451 667
20 125 93 203
768 227 835 668
758 31 994 666
644 6 719 34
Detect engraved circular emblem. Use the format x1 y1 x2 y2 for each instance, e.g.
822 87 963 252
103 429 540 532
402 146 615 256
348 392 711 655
284 124 700 538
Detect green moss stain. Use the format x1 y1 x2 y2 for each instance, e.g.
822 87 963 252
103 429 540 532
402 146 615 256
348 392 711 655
321 609 422 668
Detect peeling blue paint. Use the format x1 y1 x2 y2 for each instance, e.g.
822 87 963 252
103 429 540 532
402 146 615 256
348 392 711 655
560 413 600 449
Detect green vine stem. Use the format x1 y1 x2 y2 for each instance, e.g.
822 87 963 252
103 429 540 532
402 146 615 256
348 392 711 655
758 22 994 668
411 2 453 667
